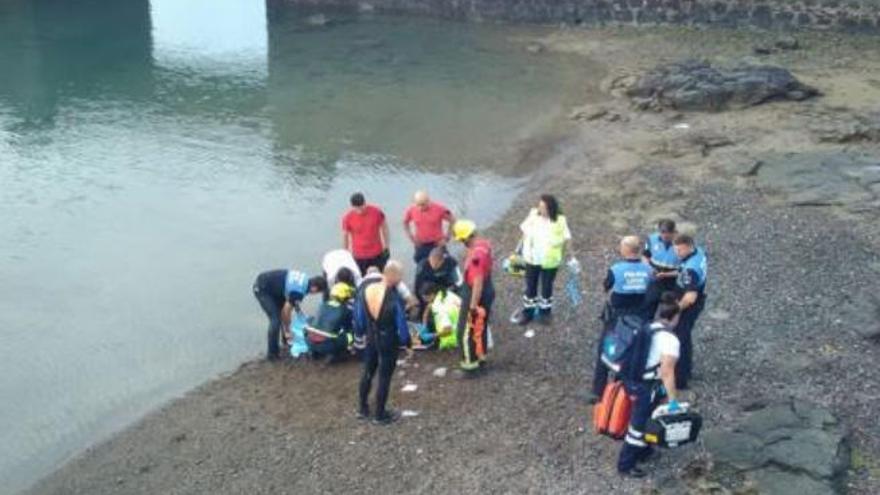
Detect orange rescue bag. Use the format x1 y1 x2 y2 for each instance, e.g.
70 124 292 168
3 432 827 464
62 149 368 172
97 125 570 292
593 380 632 439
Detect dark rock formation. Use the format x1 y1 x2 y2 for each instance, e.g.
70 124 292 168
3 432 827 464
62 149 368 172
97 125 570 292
626 60 820 111
812 111 880 144
703 400 850 494
754 151 880 212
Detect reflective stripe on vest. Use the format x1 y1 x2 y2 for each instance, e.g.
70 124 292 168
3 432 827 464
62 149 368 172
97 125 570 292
285 270 309 297
611 261 652 295
647 232 680 270
432 290 461 350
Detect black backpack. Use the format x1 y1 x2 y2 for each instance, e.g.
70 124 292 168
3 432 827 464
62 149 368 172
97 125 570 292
601 314 654 383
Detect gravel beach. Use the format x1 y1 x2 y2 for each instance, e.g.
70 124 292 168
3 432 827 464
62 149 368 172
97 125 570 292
26 26 880 494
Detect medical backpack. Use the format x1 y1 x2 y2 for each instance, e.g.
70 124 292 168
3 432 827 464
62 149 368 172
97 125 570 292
592 380 632 439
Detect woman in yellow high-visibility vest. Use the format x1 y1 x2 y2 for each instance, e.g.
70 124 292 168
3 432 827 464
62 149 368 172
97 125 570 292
513 194 572 325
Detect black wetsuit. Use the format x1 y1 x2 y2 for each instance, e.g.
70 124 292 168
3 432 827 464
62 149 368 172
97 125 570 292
358 286 400 419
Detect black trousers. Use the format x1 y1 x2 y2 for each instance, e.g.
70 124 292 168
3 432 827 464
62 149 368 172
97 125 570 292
645 276 677 319
591 330 609 396
355 251 390 275
413 242 437 264
675 294 706 389
618 380 659 473
358 338 399 417
523 264 558 314
253 276 284 359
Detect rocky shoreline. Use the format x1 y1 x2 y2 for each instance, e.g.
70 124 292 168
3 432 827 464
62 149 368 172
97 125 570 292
27 26 880 495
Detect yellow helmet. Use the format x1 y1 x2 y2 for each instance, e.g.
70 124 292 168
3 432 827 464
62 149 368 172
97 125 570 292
452 219 477 242
330 282 354 301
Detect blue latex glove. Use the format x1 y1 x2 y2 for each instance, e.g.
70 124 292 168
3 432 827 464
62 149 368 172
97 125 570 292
668 399 681 412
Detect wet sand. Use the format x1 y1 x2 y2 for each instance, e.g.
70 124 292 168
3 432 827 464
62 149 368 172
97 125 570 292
26 26 880 494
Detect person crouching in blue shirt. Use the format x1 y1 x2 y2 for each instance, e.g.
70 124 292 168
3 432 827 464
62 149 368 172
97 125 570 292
252 269 327 361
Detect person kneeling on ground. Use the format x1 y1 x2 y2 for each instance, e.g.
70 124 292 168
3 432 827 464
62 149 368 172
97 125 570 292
253 269 327 361
307 282 356 364
414 246 462 314
416 282 461 350
618 296 681 479
354 261 411 425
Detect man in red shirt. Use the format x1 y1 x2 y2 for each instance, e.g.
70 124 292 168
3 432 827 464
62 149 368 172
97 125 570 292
402 190 455 264
452 219 495 372
342 192 390 275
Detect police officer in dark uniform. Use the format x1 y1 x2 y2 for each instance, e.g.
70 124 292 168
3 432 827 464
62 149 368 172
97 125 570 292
590 235 655 402
672 234 708 390
643 219 680 316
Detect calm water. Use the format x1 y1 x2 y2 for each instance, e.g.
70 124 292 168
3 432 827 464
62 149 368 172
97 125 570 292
0 0 589 491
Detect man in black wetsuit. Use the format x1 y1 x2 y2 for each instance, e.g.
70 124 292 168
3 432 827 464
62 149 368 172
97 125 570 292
353 260 410 425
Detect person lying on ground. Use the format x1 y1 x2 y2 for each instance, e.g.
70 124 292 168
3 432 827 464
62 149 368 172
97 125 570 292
252 269 327 361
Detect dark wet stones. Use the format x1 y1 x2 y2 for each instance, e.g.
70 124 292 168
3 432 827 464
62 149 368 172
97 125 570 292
843 293 880 340
754 151 880 211
626 60 820 111
703 400 849 494
813 110 880 143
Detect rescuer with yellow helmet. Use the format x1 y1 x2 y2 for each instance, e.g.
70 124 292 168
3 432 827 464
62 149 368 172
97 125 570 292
452 219 495 372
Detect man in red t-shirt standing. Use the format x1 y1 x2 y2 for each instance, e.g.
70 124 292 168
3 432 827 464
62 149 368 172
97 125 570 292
403 190 455 264
343 193 390 275
452 219 495 372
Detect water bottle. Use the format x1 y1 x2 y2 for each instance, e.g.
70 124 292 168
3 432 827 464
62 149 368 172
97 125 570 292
565 257 583 307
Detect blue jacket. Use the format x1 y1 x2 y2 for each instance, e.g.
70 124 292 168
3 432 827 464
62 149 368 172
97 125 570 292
644 232 680 270
284 270 310 300
677 247 708 293
607 259 653 295
353 280 410 346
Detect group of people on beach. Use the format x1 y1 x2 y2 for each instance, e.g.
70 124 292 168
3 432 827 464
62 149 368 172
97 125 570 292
253 190 496 424
253 191 708 476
